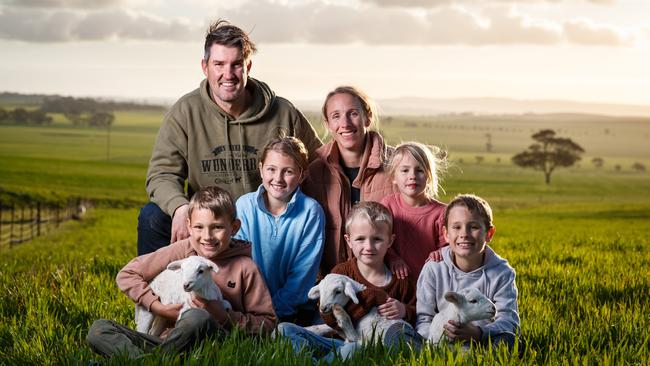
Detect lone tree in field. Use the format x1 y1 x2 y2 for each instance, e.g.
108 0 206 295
592 157 604 169
512 129 584 184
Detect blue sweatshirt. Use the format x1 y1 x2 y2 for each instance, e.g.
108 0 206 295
416 245 520 341
235 185 325 317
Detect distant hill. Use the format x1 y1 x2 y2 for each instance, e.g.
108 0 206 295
0 92 165 110
295 97 650 118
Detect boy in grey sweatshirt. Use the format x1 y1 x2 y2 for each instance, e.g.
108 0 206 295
416 194 520 349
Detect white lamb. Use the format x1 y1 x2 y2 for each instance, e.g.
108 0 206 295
305 273 385 343
427 287 496 345
134 255 232 337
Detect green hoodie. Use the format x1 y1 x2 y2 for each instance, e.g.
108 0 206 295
146 77 322 216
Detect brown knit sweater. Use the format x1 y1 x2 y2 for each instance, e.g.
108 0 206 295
320 258 417 331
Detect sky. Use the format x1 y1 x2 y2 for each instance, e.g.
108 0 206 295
1 0 649 106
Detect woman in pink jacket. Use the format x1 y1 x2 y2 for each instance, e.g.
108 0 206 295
303 86 395 276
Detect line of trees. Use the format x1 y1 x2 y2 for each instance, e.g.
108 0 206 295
0 107 53 125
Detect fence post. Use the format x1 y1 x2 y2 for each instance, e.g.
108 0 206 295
30 204 35 240
20 206 24 243
10 205 15 248
37 202 41 237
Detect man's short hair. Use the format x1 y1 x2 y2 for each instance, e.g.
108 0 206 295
444 194 493 229
204 19 257 61
345 201 393 234
188 186 237 222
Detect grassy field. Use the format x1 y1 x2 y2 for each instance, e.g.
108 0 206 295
0 107 649 365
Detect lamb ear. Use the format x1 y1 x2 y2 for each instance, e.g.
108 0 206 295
167 259 183 271
209 263 219 274
344 281 362 304
444 291 464 305
308 284 321 300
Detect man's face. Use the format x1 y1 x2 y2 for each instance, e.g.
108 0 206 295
201 44 251 109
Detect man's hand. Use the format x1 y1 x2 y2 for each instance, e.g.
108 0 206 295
150 301 183 321
389 259 410 280
377 297 406 320
171 204 190 243
443 320 482 342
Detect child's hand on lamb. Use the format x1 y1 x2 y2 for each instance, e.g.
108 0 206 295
191 295 228 322
151 301 183 321
378 297 406 320
443 320 482 342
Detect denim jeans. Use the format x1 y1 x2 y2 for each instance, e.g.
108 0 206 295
275 322 346 363
137 202 172 256
275 319 422 363
86 308 220 359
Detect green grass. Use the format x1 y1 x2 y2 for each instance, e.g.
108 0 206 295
0 109 649 364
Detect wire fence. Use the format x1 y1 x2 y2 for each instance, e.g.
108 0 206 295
0 199 88 249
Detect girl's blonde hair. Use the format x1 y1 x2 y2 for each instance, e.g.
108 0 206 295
388 141 447 200
259 135 309 173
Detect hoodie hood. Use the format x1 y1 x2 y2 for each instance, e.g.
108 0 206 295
441 245 507 295
199 77 275 124
189 237 253 262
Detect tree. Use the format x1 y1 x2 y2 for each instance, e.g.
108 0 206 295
87 112 114 128
592 157 604 169
512 129 584 184
631 162 646 172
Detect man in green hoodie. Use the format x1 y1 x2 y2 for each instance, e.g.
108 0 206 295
138 19 322 255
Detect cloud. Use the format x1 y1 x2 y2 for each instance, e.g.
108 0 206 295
361 0 615 6
0 0 124 9
564 18 628 45
0 0 632 46
0 7 200 42
222 1 627 46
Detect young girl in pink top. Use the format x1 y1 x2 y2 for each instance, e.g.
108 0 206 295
380 141 448 281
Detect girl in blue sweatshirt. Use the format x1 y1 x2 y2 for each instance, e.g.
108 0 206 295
235 136 325 322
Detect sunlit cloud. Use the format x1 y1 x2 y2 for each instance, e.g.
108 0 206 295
0 7 200 42
361 0 615 6
0 0 125 9
0 0 634 45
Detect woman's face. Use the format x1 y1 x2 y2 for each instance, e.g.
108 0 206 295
324 93 371 154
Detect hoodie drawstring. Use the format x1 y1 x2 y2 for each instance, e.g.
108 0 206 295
238 122 247 190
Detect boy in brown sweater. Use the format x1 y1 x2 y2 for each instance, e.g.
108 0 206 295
276 201 420 361
87 187 276 360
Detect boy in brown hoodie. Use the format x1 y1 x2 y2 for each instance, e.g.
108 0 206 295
87 187 276 360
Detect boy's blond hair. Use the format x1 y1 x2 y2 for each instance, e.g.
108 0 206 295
345 201 393 234
188 186 237 222
388 141 447 200
444 194 493 229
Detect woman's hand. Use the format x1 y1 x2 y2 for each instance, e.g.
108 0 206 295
389 259 410 280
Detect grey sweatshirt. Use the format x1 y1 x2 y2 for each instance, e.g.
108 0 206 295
416 245 520 341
